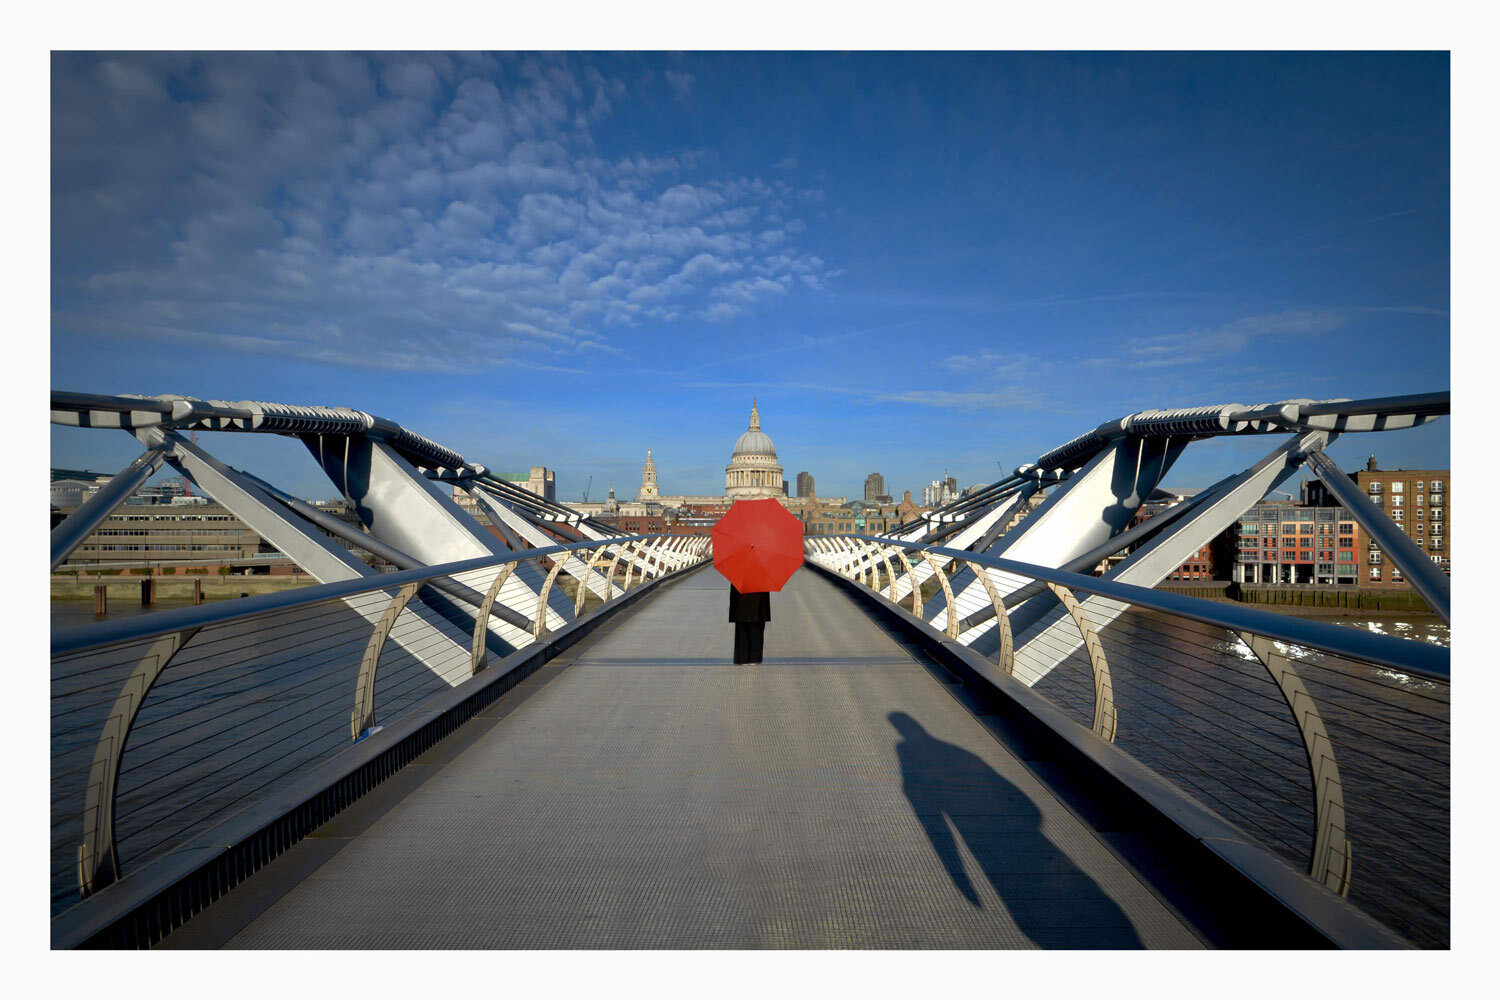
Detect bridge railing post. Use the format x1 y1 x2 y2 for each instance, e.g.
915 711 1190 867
967 558 1014 676
534 550 574 640
1237 630 1353 895
472 562 519 675
917 549 959 639
78 627 200 898
351 581 423 740
1042 582 1116 742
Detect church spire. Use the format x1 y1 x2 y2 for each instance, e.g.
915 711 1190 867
749 396 760 431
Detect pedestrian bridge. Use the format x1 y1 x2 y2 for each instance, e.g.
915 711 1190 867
50 389 1450 949
152 569 1201 949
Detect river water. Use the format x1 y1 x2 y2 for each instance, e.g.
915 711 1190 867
49 599 1449 946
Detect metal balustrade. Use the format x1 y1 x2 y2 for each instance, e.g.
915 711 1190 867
50 533 711 914
807 533 1450 947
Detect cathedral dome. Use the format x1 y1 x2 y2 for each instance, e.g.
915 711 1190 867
725 398 785 500
732 428 777 458
730 399 777 459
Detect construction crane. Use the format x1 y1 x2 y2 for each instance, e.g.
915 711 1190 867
582 476 592 503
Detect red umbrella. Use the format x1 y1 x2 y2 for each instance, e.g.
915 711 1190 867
712 498 805 593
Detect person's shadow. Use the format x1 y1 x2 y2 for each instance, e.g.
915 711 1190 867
889 711 1144 948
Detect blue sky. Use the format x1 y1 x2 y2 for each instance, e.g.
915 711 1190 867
50 52 1450 502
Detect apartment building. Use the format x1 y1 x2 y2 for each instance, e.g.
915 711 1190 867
1351 457 1451 588
1231 503 1364 586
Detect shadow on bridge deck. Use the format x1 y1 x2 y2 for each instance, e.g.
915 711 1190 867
172 566 1202 949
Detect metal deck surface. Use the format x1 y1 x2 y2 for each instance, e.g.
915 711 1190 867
222 567 1202 949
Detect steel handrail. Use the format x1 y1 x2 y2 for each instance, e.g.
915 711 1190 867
52 534 690 657
833 533 1450 680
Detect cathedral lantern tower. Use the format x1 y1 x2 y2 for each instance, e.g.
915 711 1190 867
725 397 785 500
638 449 659 501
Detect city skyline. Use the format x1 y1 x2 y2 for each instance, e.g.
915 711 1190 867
50 51 1449 501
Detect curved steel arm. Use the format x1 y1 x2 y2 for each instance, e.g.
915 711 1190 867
970 560 1014 676
1238 631 1352 895
351 582 422 740
534 551 573 639
891 548 924 614
918 550 959 638
472 562 519 675
623 542 645 590
574 548 600 616
605 545 629 595
79 627 200 897
1043 583 1116 741
857 539 882 590
877 544 899 601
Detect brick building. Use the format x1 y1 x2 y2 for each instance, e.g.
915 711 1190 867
1300 455 1451 588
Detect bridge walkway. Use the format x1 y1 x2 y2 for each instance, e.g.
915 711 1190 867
172 566 1203 949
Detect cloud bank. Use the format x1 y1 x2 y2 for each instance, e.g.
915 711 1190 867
52 54 828 372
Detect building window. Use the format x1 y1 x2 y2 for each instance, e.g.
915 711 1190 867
1432 538 1444 549
1338 522 1353 535
1371 494 1382 505
1432 508 1444 521
1370 567 1381 580
1392 482 1404 493
1392 568 1404 582
1417 494 1425 506
1392 509 1404 522
1338 551 1353 562
1431 494 1444 507
1369 552 1383 565
1391 495 1404 507
1431 480 1444 493
1368 482 1382 494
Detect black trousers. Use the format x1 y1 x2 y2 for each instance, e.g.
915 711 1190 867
733 622 765 664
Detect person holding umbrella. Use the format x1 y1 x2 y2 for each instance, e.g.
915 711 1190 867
727 584 771 664
711 497 805 664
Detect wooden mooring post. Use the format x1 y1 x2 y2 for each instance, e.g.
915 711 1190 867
193 578 203 605
93 585 107 616
140 577 157 606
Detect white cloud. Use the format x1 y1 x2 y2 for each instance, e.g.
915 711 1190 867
1089 309 1349 369
51 53 829 373
876 390 1048 412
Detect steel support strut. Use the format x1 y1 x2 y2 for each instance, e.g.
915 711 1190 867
1303 449 1450 625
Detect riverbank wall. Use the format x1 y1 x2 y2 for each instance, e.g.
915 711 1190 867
52 575 318 601
1154 581 1435 615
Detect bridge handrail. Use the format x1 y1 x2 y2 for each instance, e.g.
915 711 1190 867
51 534 688 658
844 533 1449 681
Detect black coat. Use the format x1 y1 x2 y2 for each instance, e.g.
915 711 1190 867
728 585 771 623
